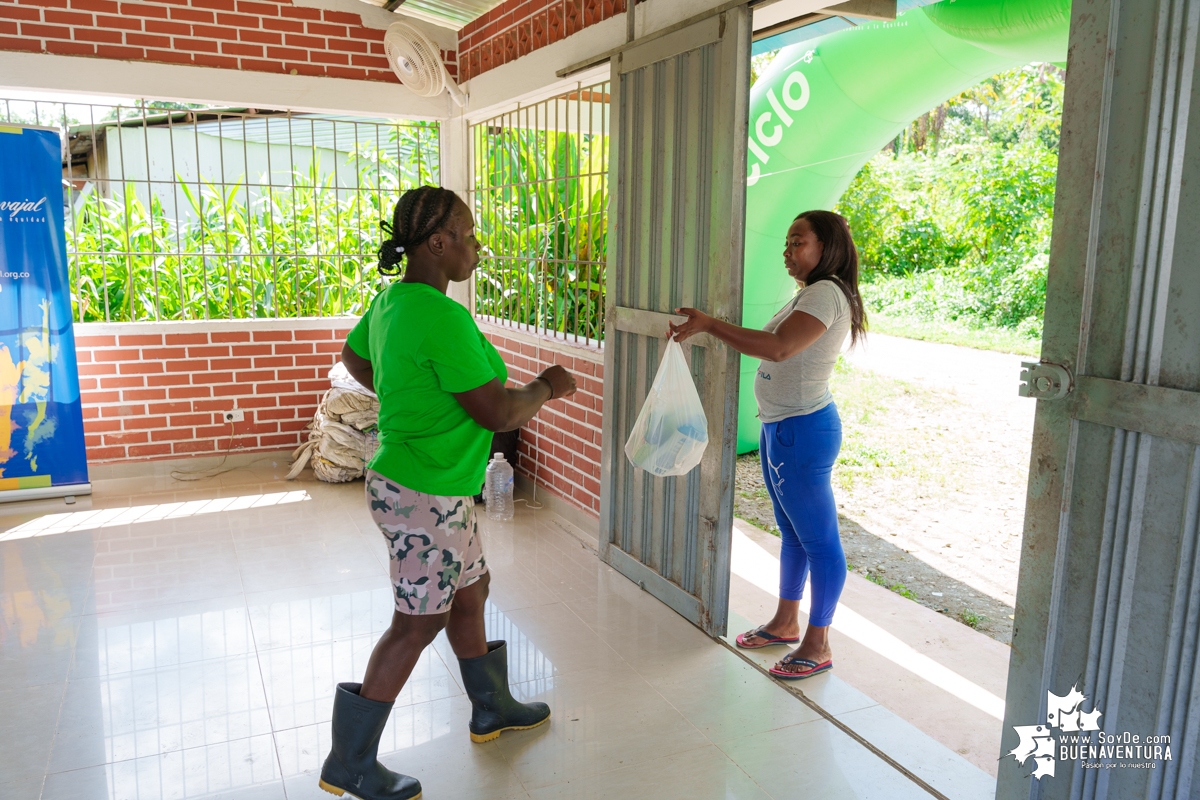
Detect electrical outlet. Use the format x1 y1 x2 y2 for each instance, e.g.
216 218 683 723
223 410 245 423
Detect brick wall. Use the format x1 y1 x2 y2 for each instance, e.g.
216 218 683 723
0 0 456 81
481 322 604 518
457 0 626 83
76 318 351 463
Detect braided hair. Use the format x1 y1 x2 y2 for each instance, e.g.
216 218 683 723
378 185 460 276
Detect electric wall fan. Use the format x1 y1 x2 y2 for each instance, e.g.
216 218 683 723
383 21 467 107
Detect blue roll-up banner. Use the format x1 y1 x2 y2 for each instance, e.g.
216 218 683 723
0 124 90 502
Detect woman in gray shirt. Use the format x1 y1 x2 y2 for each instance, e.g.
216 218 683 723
670 210 866 679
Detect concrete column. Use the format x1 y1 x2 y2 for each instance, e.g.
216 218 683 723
440 111 474 311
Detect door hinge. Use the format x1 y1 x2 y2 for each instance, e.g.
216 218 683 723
1019 361 1072 400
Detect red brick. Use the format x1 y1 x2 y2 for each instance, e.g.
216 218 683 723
126 32 170 47
213 384 247 397
253 381 296 395
165 333 209 345
139 346 187 360
236 0 278 16
277 418 310 432
78 362 117 378
191 371 233 384
104 431 150 445
146 373 191 386
232 369 275 382
83 418 123 434
19 21 68 38
277 367 316 381
210 330 252 343
190 51 242 70
152 427 198 441
253 331 294 344
230 343 274 357
208 357 252 370
230 395 278 409
147 401 193 414
221 40 262 57
169 386 212 399
120 2 167 17
259 433 301 447
314 341 342 353
71 0 120 12
326 36 367 53
284 5 321 19
96 13 142 30
216 12 258 27
261 16 303 33
237 28 282 44
256 407 297 421
282 32 323 49
128 443 174 457
76 334 116 347
87 445 127 461
123 388 168 401
144 19 190 35
172 439 216 453
98 376 146 390
168 7 215 23
310 50 348 66
119 361 163 375
321 9 358 24
195 424 232 438
185 345 231 358
295 354 334 367
170 413 216 426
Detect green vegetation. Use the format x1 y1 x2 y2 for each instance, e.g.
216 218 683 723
836 64 1063 354
67 127 437 322
472 123 608 340
865 572 919 601
958 608 985 628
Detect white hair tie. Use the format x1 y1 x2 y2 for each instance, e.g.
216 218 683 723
395 245 405 254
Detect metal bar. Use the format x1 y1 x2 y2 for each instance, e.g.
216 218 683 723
1071 376 1200 445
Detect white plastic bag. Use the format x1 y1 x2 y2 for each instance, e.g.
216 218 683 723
624 339 709 477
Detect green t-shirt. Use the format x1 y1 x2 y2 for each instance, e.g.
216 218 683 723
346 282 507 496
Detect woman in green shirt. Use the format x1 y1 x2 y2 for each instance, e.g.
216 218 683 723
319 186 576 800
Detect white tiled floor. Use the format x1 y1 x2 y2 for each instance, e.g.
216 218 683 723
2 463 959 799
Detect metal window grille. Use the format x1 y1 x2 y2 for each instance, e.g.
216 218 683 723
468 82 610 344
1 96 439 322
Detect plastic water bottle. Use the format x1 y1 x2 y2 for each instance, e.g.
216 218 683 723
485 452 514 521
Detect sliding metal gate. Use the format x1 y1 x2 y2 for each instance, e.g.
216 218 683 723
598 7 752 637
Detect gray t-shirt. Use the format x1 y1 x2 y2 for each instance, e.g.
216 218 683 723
753 280 851 423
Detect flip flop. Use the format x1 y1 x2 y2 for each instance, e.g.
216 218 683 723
769 655 833 680
735 625 800 649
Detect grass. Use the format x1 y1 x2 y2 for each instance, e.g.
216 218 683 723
867 311 1042 357
958 608 984 628
864 572 919 601
826 356 922 492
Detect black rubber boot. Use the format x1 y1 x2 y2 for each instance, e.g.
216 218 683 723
319 683 422 800
459 640 551 743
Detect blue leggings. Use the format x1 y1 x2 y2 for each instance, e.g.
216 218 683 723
760 403 845 627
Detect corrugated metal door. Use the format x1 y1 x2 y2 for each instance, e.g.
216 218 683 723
999 0 1200 797
598 8 751 637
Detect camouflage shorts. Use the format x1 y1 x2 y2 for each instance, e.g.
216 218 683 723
365 470 488 615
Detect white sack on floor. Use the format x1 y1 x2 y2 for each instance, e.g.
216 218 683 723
287 363 380 482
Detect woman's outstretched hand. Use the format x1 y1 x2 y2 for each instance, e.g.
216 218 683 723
668 307 712 342
538 364 577 399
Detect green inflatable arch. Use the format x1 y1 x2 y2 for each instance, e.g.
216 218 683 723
737 0 1071 452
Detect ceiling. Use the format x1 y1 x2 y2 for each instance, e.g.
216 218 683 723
356 0 507 28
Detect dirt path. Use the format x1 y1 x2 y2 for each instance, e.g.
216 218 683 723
735 333 1037 644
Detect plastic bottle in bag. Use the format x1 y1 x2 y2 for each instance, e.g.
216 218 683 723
624 339 709 477
485 452 515 521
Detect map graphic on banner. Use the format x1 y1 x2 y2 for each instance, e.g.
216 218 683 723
0 124 89 497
